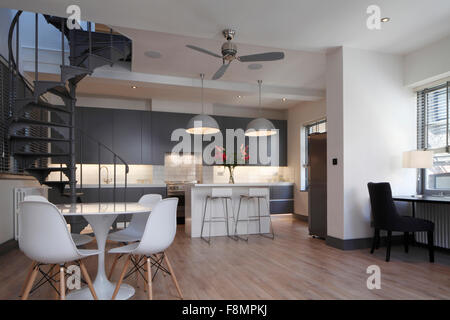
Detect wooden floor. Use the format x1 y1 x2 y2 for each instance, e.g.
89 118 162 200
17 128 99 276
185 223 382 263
1 215 449 300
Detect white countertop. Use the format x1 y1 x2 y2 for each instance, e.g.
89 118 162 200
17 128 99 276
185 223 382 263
75 183 166 188
191 182 293 187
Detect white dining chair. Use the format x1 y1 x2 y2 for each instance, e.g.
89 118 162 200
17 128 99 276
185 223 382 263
18 200 100 300
107 194 162 279
109 198 183 300
23 195 94 246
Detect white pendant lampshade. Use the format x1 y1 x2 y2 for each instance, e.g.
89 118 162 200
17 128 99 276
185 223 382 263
245 80 277 137
186 73 220 135
186 114 220 135
245 118 277 136
402 150 433 168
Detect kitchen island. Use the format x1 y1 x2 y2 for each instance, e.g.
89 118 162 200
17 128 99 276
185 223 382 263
185 183 293 238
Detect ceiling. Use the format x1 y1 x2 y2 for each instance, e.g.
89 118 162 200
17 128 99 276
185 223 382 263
118 27 325 88
4 0 450 54
7 0 450 109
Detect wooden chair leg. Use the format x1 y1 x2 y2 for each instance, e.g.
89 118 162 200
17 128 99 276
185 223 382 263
21 264 39 300
52 265 59 299
404 232 409 253
59 265 65 300
108 254 121 280
111 255 131 300
163 253 183 299
146 256 153 300
20 261 36 297
386 231 392 262
370 229 378 254
428 230 434 263
79 260 98 300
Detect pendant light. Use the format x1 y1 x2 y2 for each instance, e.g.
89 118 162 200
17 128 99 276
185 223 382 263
245 80 277 137
186 73 220 135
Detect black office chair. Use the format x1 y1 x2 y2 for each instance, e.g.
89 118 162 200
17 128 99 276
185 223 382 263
367 182 434 262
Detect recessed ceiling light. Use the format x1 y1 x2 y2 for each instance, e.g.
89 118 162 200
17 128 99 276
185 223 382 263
282 98 287 102
381 17 390 23
144 50 162 59
132 85 137 89
248 63 263 70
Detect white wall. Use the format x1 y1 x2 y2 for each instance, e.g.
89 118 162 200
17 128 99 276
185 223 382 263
403 35 450 87
327 47 416 240
287 99 326 216
0 178 40 244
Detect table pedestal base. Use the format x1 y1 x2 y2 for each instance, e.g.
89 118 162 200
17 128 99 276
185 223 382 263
67 283 135 300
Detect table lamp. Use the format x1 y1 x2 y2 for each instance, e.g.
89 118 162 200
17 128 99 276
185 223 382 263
402 150 433 197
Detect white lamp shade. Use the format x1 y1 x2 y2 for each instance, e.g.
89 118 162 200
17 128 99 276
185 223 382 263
402 150 433 168
245 118 277 137
186 114 220 135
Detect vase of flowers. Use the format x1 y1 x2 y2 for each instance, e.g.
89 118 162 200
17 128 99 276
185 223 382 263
215 144 249 184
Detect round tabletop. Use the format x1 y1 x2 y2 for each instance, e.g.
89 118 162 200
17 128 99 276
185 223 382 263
55 202 151 216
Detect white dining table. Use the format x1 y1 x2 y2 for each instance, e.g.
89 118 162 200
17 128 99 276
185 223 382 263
56 202 152 300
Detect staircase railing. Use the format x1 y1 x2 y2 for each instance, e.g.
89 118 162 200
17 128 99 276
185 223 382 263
7 10 130 204
75 127 130 203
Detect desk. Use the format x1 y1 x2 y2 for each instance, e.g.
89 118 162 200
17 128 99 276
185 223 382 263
393 195 450 217
56 202 151 300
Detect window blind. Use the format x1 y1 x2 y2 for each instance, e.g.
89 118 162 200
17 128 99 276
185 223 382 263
417 82 450 151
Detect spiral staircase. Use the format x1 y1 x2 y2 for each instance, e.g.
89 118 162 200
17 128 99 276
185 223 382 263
7 11 131 204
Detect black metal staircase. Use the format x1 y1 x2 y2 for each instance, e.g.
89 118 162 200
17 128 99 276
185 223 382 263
7 11 132 204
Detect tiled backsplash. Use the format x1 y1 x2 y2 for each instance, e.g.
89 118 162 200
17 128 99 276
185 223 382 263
48 163 293 185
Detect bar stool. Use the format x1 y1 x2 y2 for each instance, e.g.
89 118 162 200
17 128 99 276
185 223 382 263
234 188 275 241
200 188 234 244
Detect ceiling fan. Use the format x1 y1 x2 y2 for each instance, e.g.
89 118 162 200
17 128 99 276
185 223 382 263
186 29 285 80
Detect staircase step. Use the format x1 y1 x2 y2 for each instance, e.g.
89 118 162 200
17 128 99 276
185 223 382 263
12 117 71 128
33 81 74 102
42 181 72 193
60 65 91 84
17 99 71 114
14 152 70 158
10 135 70 143
74 53 113 70
25 167 70 183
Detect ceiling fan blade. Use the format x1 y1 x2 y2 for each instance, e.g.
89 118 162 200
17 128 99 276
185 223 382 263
186 45 222 58
212 63 230 80
238 52 285 62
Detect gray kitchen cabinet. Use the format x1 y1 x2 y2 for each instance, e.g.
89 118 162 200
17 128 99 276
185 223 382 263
113 109 143 164
72 108 287 166
150 111 193 165
77 107 114 164
141 111 152 164
269 185 294 214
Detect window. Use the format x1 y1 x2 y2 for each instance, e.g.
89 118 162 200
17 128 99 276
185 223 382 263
417 82 450 194
300 119 326 191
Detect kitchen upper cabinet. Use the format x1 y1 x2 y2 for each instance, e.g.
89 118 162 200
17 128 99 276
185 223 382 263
150 111 193 165
72 108 287 166
77 107 114 163
141 111 152 164
113 109 143 164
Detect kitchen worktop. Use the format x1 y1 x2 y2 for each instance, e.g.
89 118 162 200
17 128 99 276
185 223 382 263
191 182 294 187
75 183 166 188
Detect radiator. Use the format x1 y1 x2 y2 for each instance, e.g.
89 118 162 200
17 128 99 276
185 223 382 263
13 187 48 240
415 203 450 249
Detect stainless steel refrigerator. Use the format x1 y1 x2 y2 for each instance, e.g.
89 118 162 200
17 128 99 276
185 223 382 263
308 133 327 238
